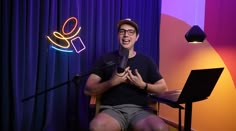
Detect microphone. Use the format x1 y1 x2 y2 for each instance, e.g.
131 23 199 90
117 48 129 73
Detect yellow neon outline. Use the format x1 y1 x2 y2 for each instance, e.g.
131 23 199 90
53 27 81 40
47 33 70 48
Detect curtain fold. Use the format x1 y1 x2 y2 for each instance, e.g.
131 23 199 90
1 0 162 130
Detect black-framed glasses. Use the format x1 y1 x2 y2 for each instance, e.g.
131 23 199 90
119 29 136 36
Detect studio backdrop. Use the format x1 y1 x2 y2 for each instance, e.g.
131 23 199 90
1 0 162 130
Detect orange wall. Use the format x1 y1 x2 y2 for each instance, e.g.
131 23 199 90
159 14 236 131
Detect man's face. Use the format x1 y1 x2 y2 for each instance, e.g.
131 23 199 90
118 24 139 50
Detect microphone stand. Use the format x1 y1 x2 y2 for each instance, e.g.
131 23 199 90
22 75 83 102
21 61 116 102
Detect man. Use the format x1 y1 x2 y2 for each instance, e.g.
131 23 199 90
85 18 169 131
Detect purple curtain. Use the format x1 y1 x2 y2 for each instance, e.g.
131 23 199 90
0 0 162 130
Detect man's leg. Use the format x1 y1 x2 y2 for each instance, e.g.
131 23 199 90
90 112 121 131
131 110 169 131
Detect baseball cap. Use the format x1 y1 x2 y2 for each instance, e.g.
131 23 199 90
117 18 139 34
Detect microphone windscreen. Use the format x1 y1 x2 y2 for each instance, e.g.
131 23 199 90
120 48 129 57
117 48 129 73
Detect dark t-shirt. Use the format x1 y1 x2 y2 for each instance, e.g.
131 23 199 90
92 50 162 106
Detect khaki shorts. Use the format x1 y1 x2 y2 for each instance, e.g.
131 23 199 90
100 104 154 131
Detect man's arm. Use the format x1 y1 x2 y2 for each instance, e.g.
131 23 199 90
84 67 130 96
127 69 168 95
84 74 112 96
145 79 168 95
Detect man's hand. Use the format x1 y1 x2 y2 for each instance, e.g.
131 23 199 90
127 69 146 89
109 67 130 86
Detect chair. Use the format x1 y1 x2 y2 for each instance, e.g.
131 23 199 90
89 68 223 131
89 92 186 131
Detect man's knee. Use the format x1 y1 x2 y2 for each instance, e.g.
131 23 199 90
89 118 103 131
152 122 169 131
90 113 121 131
133 115 169 131
148 116 169 131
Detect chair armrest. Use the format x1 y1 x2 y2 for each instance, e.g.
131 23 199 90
148 90 184 109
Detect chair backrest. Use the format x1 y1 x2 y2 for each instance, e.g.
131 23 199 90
89 95 102 115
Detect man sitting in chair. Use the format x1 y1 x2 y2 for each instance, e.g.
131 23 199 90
84 18 169 131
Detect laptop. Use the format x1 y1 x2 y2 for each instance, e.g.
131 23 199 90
150 67 224 105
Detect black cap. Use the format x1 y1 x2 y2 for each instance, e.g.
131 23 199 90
117 18 139 34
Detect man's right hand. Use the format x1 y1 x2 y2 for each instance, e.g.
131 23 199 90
109 67 130 86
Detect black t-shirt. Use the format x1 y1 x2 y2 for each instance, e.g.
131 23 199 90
92 50 162 106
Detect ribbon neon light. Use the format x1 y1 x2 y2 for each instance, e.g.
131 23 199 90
51 46 73 53
46 17 86 53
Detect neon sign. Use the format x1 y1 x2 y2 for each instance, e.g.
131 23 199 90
47 17 86 53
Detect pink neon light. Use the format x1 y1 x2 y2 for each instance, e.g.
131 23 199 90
62 17 78 36
71 36 86 54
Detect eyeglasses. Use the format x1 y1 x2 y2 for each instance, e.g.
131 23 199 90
119 29 136 36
